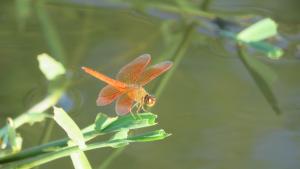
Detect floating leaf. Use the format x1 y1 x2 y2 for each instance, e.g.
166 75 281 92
248 41 283 59
237 18 277 42
53 107 86 149
37 53 65 80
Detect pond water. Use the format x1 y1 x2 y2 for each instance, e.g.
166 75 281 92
0 0 300 169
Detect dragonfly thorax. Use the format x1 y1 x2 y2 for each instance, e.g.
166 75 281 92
127 87 148 103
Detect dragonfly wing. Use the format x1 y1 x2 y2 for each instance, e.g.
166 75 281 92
115 94 134 116
138 61 173 85
116 54 151 84
97 85 124 106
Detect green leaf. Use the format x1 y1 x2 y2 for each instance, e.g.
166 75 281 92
128 129 171 142
95 112 157 133
109 129 130 148
0 119 23 154
68 142 92 169
69 151 92 169
110 129 129 140
108 141 129 148
37 53 65 80
53 106 86 149
27 113 49 125
237 18 277 42
248 41 283 59
94 113 118 132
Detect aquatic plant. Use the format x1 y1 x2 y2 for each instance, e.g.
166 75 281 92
0 54 170 169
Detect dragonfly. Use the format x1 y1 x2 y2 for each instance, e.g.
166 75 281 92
82 54 173 116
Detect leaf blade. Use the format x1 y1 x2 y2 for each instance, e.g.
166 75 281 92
53 107 86 149
37 53 65 80
237 18 277 42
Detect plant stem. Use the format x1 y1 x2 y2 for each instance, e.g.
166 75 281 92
1 140 121 169
0 127 98 164
35 0 67 65
47 0 216 20
0 85 65 137
155 23 195 98
97 147 125 169
147 3 215 19
236 44 281 114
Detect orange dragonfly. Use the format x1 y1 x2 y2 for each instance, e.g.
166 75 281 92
82 54 173 116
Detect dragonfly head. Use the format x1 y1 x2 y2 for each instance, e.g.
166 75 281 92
144 94 156 107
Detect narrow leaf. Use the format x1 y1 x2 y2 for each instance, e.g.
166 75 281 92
0 119 23 153
109 141 129 148
110 129 129 140
68 142 92 169
69 152 92 169
95 113 118 132
128 129 171 142
238 18 277 42
237 46 281 114
248 41 283 59
53 106 86 149
109 134 129 148
37 53 65 80
95 112 157 133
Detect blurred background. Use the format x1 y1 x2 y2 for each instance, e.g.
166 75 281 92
0 0 300 168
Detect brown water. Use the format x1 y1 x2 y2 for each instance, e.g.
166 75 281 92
0 0 300 169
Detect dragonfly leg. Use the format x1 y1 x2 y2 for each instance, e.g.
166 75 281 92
142 105 147 112
130 102 139 119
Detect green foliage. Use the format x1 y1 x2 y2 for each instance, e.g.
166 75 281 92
0 52 170 168
37 53 66 80
53 106 91 169
0 119 22 157
3 1 289 168
221 18 283 59
237 18 283 59
248 41 283 59
110 129 129 141
0 53 66 160
95 112 157 133
53 106 86 149
237 18 277 42
0 111 170 169
128 129 170 142
69 151 92 169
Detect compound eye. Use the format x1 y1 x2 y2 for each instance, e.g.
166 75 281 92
145 95 156 107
